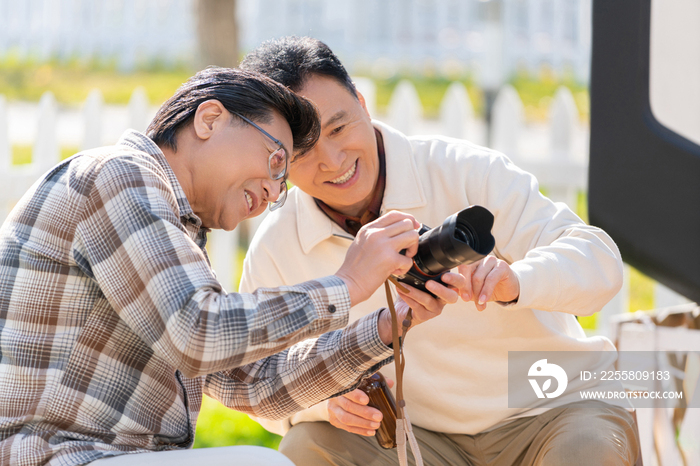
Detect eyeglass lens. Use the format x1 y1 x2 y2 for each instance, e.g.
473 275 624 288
269 180 288 211
269 147 287 180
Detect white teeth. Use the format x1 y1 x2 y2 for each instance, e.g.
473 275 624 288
245 191 253 210
329 161 357 184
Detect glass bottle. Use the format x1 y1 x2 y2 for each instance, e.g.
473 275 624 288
357 372 397 449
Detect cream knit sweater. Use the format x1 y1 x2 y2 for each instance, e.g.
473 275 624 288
240 121 624 436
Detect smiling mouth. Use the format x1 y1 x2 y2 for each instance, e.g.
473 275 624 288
328 160 357 184
245 191 254 212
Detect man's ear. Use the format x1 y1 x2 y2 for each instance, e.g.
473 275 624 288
356 88 372 120
193 99 227 141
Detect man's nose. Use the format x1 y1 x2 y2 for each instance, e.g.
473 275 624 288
316 140 345 171
262 178 282 203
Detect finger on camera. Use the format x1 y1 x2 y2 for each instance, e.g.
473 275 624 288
376 217 417 238
394 283 426 308
440 272 467 293
426 280 459 304
369 210 409 226
391 229 419 252
396 294 429 320
372 211 419 229
397 280 449 304
397 285 441 314
403 239 419 258
391 257 415 277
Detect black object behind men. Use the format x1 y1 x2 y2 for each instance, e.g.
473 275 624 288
589 0 700 302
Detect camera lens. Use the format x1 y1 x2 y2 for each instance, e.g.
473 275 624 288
395 206 495 296
410 206 494 277
453 224 478 250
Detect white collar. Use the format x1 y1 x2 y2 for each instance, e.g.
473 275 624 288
296 120 427 254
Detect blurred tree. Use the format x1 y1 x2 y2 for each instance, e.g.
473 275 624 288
196 0 238 69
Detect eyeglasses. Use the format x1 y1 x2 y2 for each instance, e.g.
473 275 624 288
234 113 289 211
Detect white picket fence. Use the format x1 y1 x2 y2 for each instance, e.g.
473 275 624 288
1 80 698 466
0 80 691 325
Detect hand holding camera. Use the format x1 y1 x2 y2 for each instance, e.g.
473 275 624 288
328 373 396 439
358 206 500 450
328 275 465 440
377 271 467 344
335 211 420 307
393 206 496 297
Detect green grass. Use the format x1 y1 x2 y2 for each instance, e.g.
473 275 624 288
194 396 281 450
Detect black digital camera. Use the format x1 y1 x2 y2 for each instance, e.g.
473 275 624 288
395 206 495 296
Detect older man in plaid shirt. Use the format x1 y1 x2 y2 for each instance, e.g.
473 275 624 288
0 68 464 466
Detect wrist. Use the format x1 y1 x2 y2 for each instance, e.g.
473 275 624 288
377 308 394 346
335 272 361 307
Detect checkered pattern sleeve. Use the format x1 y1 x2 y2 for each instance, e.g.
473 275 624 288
73 154 354 377
204 309 394 420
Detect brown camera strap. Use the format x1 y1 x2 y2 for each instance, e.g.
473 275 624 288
385 278 424 466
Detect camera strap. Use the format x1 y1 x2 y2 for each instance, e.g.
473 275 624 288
385 278 424 466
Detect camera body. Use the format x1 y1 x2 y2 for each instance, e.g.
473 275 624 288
395 206 495 296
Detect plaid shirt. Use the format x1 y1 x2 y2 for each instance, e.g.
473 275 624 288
0 130 393 466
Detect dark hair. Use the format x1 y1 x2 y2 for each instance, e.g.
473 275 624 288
240 36 357 99
147 67 320 154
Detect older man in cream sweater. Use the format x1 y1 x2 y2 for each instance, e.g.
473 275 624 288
239 37 639 466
